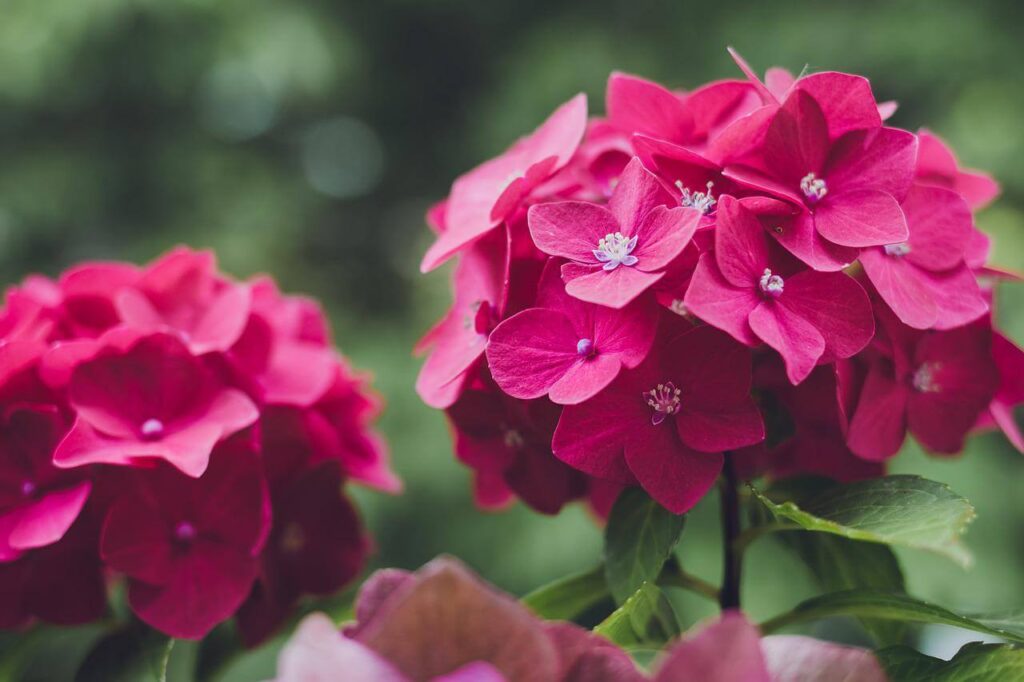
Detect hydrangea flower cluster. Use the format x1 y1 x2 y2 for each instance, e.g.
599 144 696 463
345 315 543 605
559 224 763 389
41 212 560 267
0 247 397 641
272 557 884 681
417 51 1022 515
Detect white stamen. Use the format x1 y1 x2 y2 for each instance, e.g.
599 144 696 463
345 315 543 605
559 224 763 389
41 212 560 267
504 429 525 449
675 180 717 214
759 269 785 297
644 382 682 426
669 299 689 317
912 363 941 393
884 242 911 257
577 338 595 356
140 418 164 439
593 232 639 271
800 172 828 203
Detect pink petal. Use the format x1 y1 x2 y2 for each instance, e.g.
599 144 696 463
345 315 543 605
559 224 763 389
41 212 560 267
549 354 623 406
608 157 674 230
7 482 91 551
771 211 859 271
902 185 973 271
562 262 663 309
777 270 874 362
606 72 692 143
683 253 760 346
528 202 619 263
434 662 505 682
793 72 882 138
677 402 764 454
100 491 176 584
919 265 989 331
748 302 825 385
860 248 939 330
654 612 770 682
277 613 407 682
846 362 909 460
687 79 762 141
486 308 586 401
632 205 700 273
764 67 795 99
825 127 918 201
546 622 646 682
764 89 830 184
813 189 908 247
420 94 586 272
761 635 886 682
259 342 338 407
715 196 771 287
624 426 722 514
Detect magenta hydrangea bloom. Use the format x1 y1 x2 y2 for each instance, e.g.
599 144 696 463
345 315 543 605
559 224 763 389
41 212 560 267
421 94 588 272
553 325 763 513
916 129 1000 210
847 311 1000 460
721 81 916 271
1 246 392 639
860 185 987 330
528 157 701 308
273 557 641 682
685 196 874 384
53 332 259 478
487 262 658 405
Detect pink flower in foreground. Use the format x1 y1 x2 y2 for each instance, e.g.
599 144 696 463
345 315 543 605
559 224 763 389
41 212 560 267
553 325 764 513
685 196 874 384
529 157 701 308
487 262 658 405
860 184 987 330
847 311 999 460
53 332 259 478
722 84 916 271
978 331 1024 452
421 94 588 272
274 557 641 682
916 129 1000 210
100 440 270 639
651 611 885 682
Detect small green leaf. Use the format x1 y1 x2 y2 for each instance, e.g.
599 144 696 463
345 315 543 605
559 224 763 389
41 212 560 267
604 488 686 604
878 642 1024 681
594 583 679 647
521 564 610 621
760 589 1024 643
751 475 975 566
74 623 171 682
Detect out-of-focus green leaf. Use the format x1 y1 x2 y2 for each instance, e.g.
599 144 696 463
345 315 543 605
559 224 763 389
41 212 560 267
521 564 609 621
761 590 1024 643
74 624 170 682
751 475 975 566
593 583 679 648
878 642 1024 681
604 488 686 604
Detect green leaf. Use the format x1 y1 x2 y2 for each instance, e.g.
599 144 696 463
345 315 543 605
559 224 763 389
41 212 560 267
521 564 610 621
760 589 1024 643
750 475 975 566
593 583 680 647
604 488 686 604
74 623 171 682
878 642 1024 681
781 533 906 645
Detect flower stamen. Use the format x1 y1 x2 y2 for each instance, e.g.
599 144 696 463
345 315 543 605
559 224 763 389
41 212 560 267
912 363 941 393
759 269 785 297
593 232 639 271
644 382 682 425
884 242 911 257
140 418 165 440
800 172 828 203
675 180 717 214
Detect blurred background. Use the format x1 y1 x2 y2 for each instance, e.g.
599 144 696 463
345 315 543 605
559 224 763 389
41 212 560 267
1 0 1023 678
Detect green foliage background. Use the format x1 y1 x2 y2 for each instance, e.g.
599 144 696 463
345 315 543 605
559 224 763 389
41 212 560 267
1 0 1023 678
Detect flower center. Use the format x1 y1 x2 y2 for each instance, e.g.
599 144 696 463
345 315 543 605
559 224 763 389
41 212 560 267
675 180 717 214
759 269 785 297
593 232 638 271
504 429 525 449
140 418 165 440
912 363 941 393
800 172 828 203
280 523 306 553
174 521 197 543
577 338 595 357
644 382 682 425
20 480 36 498
884 242 911 257
669 299 689 317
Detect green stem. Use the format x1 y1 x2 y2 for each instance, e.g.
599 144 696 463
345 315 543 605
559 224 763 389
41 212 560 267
719 457 742 610
657 562 721 601
157 639 175 682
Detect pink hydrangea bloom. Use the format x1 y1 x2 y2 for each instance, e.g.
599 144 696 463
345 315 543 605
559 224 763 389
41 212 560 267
552 326 763 513
529 158 701 308
915 129 1000 210
685 196 874 384
1 246 392 639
